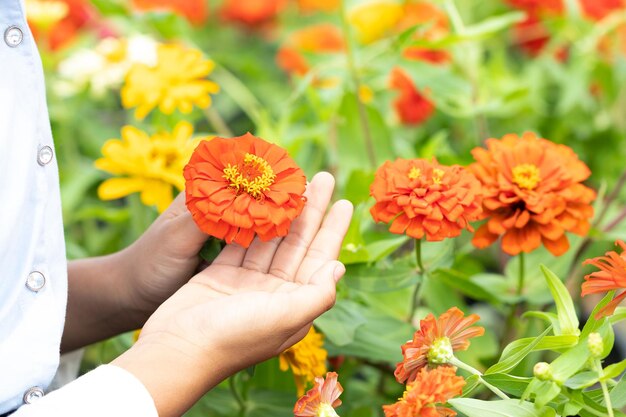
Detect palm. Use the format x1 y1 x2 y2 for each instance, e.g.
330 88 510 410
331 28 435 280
138 173 353 369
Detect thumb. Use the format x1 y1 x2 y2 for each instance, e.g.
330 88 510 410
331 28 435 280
155 192 208 253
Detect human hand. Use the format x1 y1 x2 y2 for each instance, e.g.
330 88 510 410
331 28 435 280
112 172 352 417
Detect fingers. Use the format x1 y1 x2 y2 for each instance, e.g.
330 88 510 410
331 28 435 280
293 199 353 284
212 244 247 267
241 237 282 272
269 172 336 281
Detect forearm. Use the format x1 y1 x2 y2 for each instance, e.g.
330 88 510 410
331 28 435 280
61 250 146 352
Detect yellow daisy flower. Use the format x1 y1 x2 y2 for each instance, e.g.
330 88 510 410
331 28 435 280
95 121 206 212
279 327 328 396
121 44 220 120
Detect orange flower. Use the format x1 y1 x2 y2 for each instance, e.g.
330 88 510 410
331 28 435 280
276 24 344 76
394 307 484 384
370 158 482 241
399 2 451 65
582 240 626 318
29 0 100 50
294 372 343 417
384 367 465 417
132 0 208 24
512 13 552 57
469 132 596 256
297 0 340 13
389 68 434 126
183 133 306 248
580 0 625 21
220 0 287 27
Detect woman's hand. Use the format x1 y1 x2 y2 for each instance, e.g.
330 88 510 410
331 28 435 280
113 173 353 417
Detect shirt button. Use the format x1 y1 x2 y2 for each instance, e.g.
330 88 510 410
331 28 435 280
26 271 46 292
23 387 44 404
37 146 54 166
4 26 23 47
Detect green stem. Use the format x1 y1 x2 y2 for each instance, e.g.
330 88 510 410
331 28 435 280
339 0 377 170
500 253 525 350
443 0 466 35
594 359 615 417
517 252 525 297
449 357 510 400
203 107 233 137
410 239 426 320
229 374 246 416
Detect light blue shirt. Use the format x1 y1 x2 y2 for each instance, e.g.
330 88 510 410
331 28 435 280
1 1 156 415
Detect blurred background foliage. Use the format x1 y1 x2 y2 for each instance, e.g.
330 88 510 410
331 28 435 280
30 0 626 415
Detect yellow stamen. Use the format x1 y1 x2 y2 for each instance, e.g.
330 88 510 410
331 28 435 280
432 168 445 185
223 153 276 199
512 164 541 190
408 167 421 180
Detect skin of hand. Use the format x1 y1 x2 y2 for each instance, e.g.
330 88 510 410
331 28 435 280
112 172 353 417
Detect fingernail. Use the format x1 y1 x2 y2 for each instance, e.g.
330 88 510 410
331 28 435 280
333 262 346 282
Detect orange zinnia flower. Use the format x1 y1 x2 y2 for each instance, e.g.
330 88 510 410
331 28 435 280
399 2 451 65
394 307 484 384
276 24 344 77
220 0 287 27
384 367 465 417
294 372 343 417
132 0 208 24
183 133 306 248
582 240 626 318
469 132 595 256
370 158 482 241
297 0 340 13
389 68 435 126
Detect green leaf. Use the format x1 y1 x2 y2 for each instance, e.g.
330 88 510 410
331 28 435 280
540 265 580 336
344 259 420 293
449 399 556 417
433 269 501 304
486 326 553 375
523 311 561 334
462 375 481 397
482 374 533 397
461 12 527 39
611 375 626 408
602 359 626 381
564 371 599 389
521 379 561 408
609 306 626 324
315 300 367 346
581 291 615 337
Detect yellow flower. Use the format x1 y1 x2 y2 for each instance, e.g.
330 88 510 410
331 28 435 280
95 121 206 212
348 1 403 44
121 44 220 120
280 327 328 396
25 0 69 30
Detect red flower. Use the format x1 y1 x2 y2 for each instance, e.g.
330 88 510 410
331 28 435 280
276 24 344 76
294 372 343 417
184 133 306 248
395 307 484 384
389 68 434 126
221 0 288 27
582 240 626 318
132 0 208 24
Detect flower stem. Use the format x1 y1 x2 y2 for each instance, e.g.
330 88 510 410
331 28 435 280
517 252 525 297
410 239 426 320
449 356 510 400
229 374 246 416
339 0 377 170
594 359 615 417
203 107 233 137
500 253 525 350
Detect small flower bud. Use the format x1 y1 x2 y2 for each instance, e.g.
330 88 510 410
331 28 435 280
533 362 553 381
588 333 604 358
427 337 454 364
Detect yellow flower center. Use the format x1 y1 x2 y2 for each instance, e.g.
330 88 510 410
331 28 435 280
432 168 445 185
408 167 421 180
317 403 339 417
223 153 276 199
427 337 453 364
512 164 541 190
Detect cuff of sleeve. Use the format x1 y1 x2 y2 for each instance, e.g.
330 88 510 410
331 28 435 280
12 365 157 417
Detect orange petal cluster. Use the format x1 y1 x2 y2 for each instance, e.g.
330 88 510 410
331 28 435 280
297 0 340 13
384 367 465 417
582 240 626 318
276 24 344 77
399 1 451 65
132 0 208 24
220 0 287 27
389 68 435 126
469 132 595 256
294 372 343 417
370 158 482 241
395 307 484 384
183 133 306 248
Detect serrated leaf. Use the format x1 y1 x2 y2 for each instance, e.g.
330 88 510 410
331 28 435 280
540 265 580 336
449 398 556 417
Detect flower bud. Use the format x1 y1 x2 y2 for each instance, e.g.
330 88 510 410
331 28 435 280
533 362 553 381
588 332 604 358
427 337 453 364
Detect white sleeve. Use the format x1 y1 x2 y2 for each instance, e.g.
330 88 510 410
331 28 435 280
10 365 157 417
